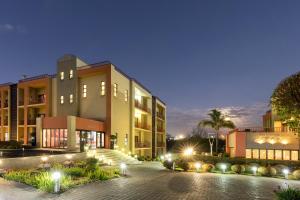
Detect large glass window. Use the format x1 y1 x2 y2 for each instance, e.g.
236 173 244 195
60 96 64 104
260 149 266 160
69 94 73 104
125 90 128 102
267 150 274 160
101 81 105 96
291 151 298 161
283 150 290 160
69 70 73 79
60 72 64 80
275 150 282 160
252 149 259 159
113 83 118 97
83 85 87 98
42 129 68 149
246 149 252 159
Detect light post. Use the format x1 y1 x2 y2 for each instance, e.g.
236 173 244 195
195 162 201 172
52 171 61 193
283 168 289 179
120 163 127 176
220 164 227 173
160 155 165 161
183 148 194 157
252 166 258 176
208 133 215 156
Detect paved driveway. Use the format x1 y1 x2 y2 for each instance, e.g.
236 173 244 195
1 162 300 200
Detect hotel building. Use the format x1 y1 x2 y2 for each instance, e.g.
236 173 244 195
226 109 299 161
0 55 167 158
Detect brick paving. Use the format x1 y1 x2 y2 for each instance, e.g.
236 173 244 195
1 162 300 200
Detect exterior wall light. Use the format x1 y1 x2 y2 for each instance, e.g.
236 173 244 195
268 139 276 145
255 139 265 144
283 168 289 179
251 166 258 176
281 140 288 145
52 171 61 193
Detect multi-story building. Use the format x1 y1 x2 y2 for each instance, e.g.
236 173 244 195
0 55 167 158
226 110 299 161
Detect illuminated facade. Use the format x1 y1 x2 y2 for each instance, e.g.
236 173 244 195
226 110 299 161
0 55 167 158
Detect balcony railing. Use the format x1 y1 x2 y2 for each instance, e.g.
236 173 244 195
157 142 165 147
29 94 46 105
135 122 151 130
156 112 165 119
19 119 24 125
3 100 8 108
135 100 151 113
3 118 8 126
233 127 291 133
18 100 24 106
157 127 165 132
135 142 151 148
27 119 36 125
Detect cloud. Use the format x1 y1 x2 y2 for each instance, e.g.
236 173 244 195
0 24 27 33
167 102 268 136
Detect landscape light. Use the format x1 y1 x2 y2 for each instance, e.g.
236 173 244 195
160 155 165 160
134 155 138 159
52 171 61 193
167 158 172 162
41 156 48 163
65 154 73 160
283 169 289 179
195 162 201 172
183 148 194 156
220 164 227 173
120 163 127 175
251 166 258 175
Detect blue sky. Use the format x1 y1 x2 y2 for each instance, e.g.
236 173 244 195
0 0 300 136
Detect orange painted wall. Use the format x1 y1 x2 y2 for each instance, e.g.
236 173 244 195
235 132 246 157
43 117 67 129
76 117 105 132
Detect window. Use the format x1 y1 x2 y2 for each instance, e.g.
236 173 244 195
267 150 274 160
42 129 68 149
283 150 290 160
60 96 64 104
252 149 259 159
83 84 87 98
101 81 105 96
60 72 64 80
275 150 282 160
259 149 266 159
291 151 298 161
246 149 252 159
69 94 73 103
125 90 128 102
69 70 73 79
113 83 118 97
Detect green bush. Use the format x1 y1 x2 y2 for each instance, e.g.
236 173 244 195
0 141 23 149
292 169 300 180
73 160 86 168
275 186 300 200
202 164 214 172
85 158 99 172
4 170 32 183
87 168 119 181
231 164 245 174
64 167 85 177
137 156 145 161
176 159 189 171
258 166 277 177
163 160 173 170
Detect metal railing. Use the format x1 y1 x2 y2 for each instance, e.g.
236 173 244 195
135 142 151 148
156 142 165 147
135 122 151 130
135 100 151 113
156 112 165 119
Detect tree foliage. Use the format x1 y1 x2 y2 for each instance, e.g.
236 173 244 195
271 72 300 132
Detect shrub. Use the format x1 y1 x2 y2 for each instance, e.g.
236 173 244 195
87 168 119 181
258 166 277 177
85 158 99 172
163 160 173 170
0 141 22 149
275 186 300 200
73 160 86 168
231 164 245 174
4 170 31 183
137 156 145 161
63 167 85 177
202 164 214 172
273 165 288 176
292 169 300 180
176 159 189 171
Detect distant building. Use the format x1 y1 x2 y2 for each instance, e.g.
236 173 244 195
226 109 299 161
0 55 166 158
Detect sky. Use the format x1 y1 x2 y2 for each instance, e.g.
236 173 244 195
0 0 300 136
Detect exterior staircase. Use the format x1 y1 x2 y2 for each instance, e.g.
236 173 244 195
96 149 142 166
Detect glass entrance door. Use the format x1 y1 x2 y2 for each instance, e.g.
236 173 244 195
96 132 105 148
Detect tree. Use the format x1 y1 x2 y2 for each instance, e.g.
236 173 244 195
198 109 235 153
271 72 300 133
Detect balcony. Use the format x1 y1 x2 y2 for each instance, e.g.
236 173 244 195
3 117 8 126
157 142 165 147
135 122 151 131
156 112 165 120
29 94 46 105
157 127 165 133
135 100 151 113
135 142 151 149
19 119 24 125
18 100 24 106
27 119 36 125
3 100 8 108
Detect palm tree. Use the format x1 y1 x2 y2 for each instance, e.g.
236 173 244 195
199 109 235 153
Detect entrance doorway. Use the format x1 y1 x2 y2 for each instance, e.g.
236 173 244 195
78 130 105 152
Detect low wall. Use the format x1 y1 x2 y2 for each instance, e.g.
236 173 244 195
0 152 87 169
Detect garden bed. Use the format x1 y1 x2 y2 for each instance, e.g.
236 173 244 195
0 158 120 193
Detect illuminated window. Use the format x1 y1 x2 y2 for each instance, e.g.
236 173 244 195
113 83 118 97
60 72 64 80
275 150 282 160
101 81 105 96
252 149 259 159
283 150 290 160
60 96 64 104
291 151 298 161
246 149 252 159
69 70 73 79
267 150 274 160
83 85 87 98
125 90 128 102
69 94 73 103
259 149 266 159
